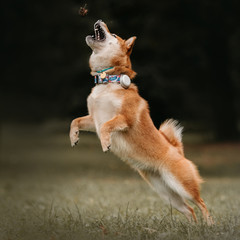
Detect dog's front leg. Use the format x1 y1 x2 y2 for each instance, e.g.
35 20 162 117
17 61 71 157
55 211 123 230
100 114 129 152
70 115 95 147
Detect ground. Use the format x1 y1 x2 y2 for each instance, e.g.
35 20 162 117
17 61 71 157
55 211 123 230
0 121 240 240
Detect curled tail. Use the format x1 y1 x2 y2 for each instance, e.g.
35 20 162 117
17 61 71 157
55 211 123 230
159 119 184 156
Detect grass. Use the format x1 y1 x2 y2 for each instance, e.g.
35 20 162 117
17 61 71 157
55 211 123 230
0 121 240 240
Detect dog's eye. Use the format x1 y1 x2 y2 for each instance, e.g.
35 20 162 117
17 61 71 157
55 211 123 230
112 34 117 38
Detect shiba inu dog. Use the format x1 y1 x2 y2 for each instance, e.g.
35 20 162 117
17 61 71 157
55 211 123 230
69 20 213 225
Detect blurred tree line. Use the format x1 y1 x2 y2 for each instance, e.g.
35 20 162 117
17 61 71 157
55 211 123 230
2 0 240 141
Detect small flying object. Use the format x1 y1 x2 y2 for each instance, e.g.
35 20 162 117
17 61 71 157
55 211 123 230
79 4 88 17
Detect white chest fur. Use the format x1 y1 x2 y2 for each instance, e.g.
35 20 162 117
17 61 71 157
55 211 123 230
87 84 156 171
87 84 123 136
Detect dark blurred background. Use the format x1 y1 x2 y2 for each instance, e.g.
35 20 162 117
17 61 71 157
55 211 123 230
2 0 240 141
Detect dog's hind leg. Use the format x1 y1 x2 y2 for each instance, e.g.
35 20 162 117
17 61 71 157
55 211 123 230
138 170 197 222
193 196 213 225
168 194 197 222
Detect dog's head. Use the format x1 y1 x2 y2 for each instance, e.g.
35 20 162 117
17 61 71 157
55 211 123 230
86 20 137 79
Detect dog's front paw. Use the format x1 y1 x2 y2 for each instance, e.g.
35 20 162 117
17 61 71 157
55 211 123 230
103 144 111 153
69 127 79 147
101 138 111 153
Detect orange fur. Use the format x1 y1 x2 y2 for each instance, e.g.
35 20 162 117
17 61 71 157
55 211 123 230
106 36 137 79
70 20 213 225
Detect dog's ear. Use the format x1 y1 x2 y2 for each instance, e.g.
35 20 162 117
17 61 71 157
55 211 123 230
125 36 137 55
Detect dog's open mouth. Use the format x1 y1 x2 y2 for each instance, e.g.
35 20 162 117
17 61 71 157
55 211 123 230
91 22 106 41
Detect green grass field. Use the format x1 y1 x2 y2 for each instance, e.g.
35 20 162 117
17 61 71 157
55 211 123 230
0 122 240 240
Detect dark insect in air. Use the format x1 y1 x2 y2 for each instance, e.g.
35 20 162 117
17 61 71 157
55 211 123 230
79 4 88 16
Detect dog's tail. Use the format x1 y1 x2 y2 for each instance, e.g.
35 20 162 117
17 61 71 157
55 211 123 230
159 119 184 156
